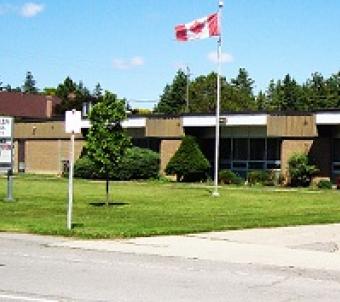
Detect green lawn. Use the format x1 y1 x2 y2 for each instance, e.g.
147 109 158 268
1 174 340 238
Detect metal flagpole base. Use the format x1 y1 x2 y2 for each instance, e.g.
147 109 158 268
212 190 220 197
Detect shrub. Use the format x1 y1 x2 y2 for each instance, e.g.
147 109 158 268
247 170 277 186
165 136 210 182
288 153 318 187
74 147 159 181
247 170 270 186
111 147 159 180
74 156 102 179
219 169 243 185
317 179 332 190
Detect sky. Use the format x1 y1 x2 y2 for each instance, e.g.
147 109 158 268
1 0 340 108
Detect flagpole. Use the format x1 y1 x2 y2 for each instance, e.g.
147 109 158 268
212 0 223 197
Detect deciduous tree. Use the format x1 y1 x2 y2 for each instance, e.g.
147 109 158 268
86 91 131 204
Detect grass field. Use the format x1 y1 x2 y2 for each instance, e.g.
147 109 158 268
1 174 340 238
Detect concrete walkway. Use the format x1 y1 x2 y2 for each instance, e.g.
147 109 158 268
28 223 340 272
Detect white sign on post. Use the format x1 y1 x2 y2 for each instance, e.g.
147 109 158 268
0 116 14 201
65 110 81 230
0 117 13 173
65 110 81 134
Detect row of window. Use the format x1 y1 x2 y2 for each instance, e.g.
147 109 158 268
200 138 281 162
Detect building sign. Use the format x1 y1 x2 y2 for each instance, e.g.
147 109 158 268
0 117 12 137
0 117 13 173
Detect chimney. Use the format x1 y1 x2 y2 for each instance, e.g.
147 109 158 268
46 96 53 118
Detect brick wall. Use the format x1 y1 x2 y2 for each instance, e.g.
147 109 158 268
281 138 331 178
22 139 84 174
281 139 314 174
160 139 182 173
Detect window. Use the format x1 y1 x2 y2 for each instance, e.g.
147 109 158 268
267 138 281 161
220 139 231 160
249 138 265 160
233 138 248 160
333 139 340 161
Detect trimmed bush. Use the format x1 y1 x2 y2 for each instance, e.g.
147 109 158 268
111 147 159 180
74 156 101 179
165 136 210 182
288 153 318 187
247 170 269 185
74 147 159 180
247 170 276 186
317 179 332 190
219 169 243 185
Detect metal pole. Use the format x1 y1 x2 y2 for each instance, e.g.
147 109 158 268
67 131 75 230
212 0 223 197
186 66 190 113
6 169 14 202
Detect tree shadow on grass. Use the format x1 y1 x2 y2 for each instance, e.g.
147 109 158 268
72 223 84 229
89 201 129 207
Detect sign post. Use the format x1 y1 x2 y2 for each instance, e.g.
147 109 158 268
0 117 14 202
65 110 81 230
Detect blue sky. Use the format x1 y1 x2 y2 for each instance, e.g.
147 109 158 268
1 0 340 108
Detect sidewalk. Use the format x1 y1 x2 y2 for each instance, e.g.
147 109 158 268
46 223 340 272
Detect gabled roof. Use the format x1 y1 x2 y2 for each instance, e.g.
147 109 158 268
0 92 61 118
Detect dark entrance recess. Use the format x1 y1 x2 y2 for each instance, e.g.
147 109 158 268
18 140 25 173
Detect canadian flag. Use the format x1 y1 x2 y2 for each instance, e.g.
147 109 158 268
175 13 220 42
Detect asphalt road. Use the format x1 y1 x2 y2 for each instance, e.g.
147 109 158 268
1 231 340 301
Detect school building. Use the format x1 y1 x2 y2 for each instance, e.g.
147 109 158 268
11 110 340 182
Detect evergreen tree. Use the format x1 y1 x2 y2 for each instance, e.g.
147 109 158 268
22 71 38 93
230 68 256 110
93 83 103 100
231 68 254 96
304 73 329 110
155 69 187 114
281 74 304 111
165 136 210 182
55 77 94 113
327 71 340 108
256 90 268 110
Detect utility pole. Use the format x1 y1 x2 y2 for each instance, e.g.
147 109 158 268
186 66 191 113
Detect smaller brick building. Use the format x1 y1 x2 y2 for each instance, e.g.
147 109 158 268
0 92 61 119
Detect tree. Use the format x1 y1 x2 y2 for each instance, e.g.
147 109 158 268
55 77 94 113
22 71 38 93
86 91 131 204
304 72 331 110
189 71 256 113
189 73 218 113
280 74 304 111
327 71 340 108
93 83 103 100
42 87 57 96
165 136 210 182
230 68 256 110
265 75 305 111
155 69 187 114
255 90 268 110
